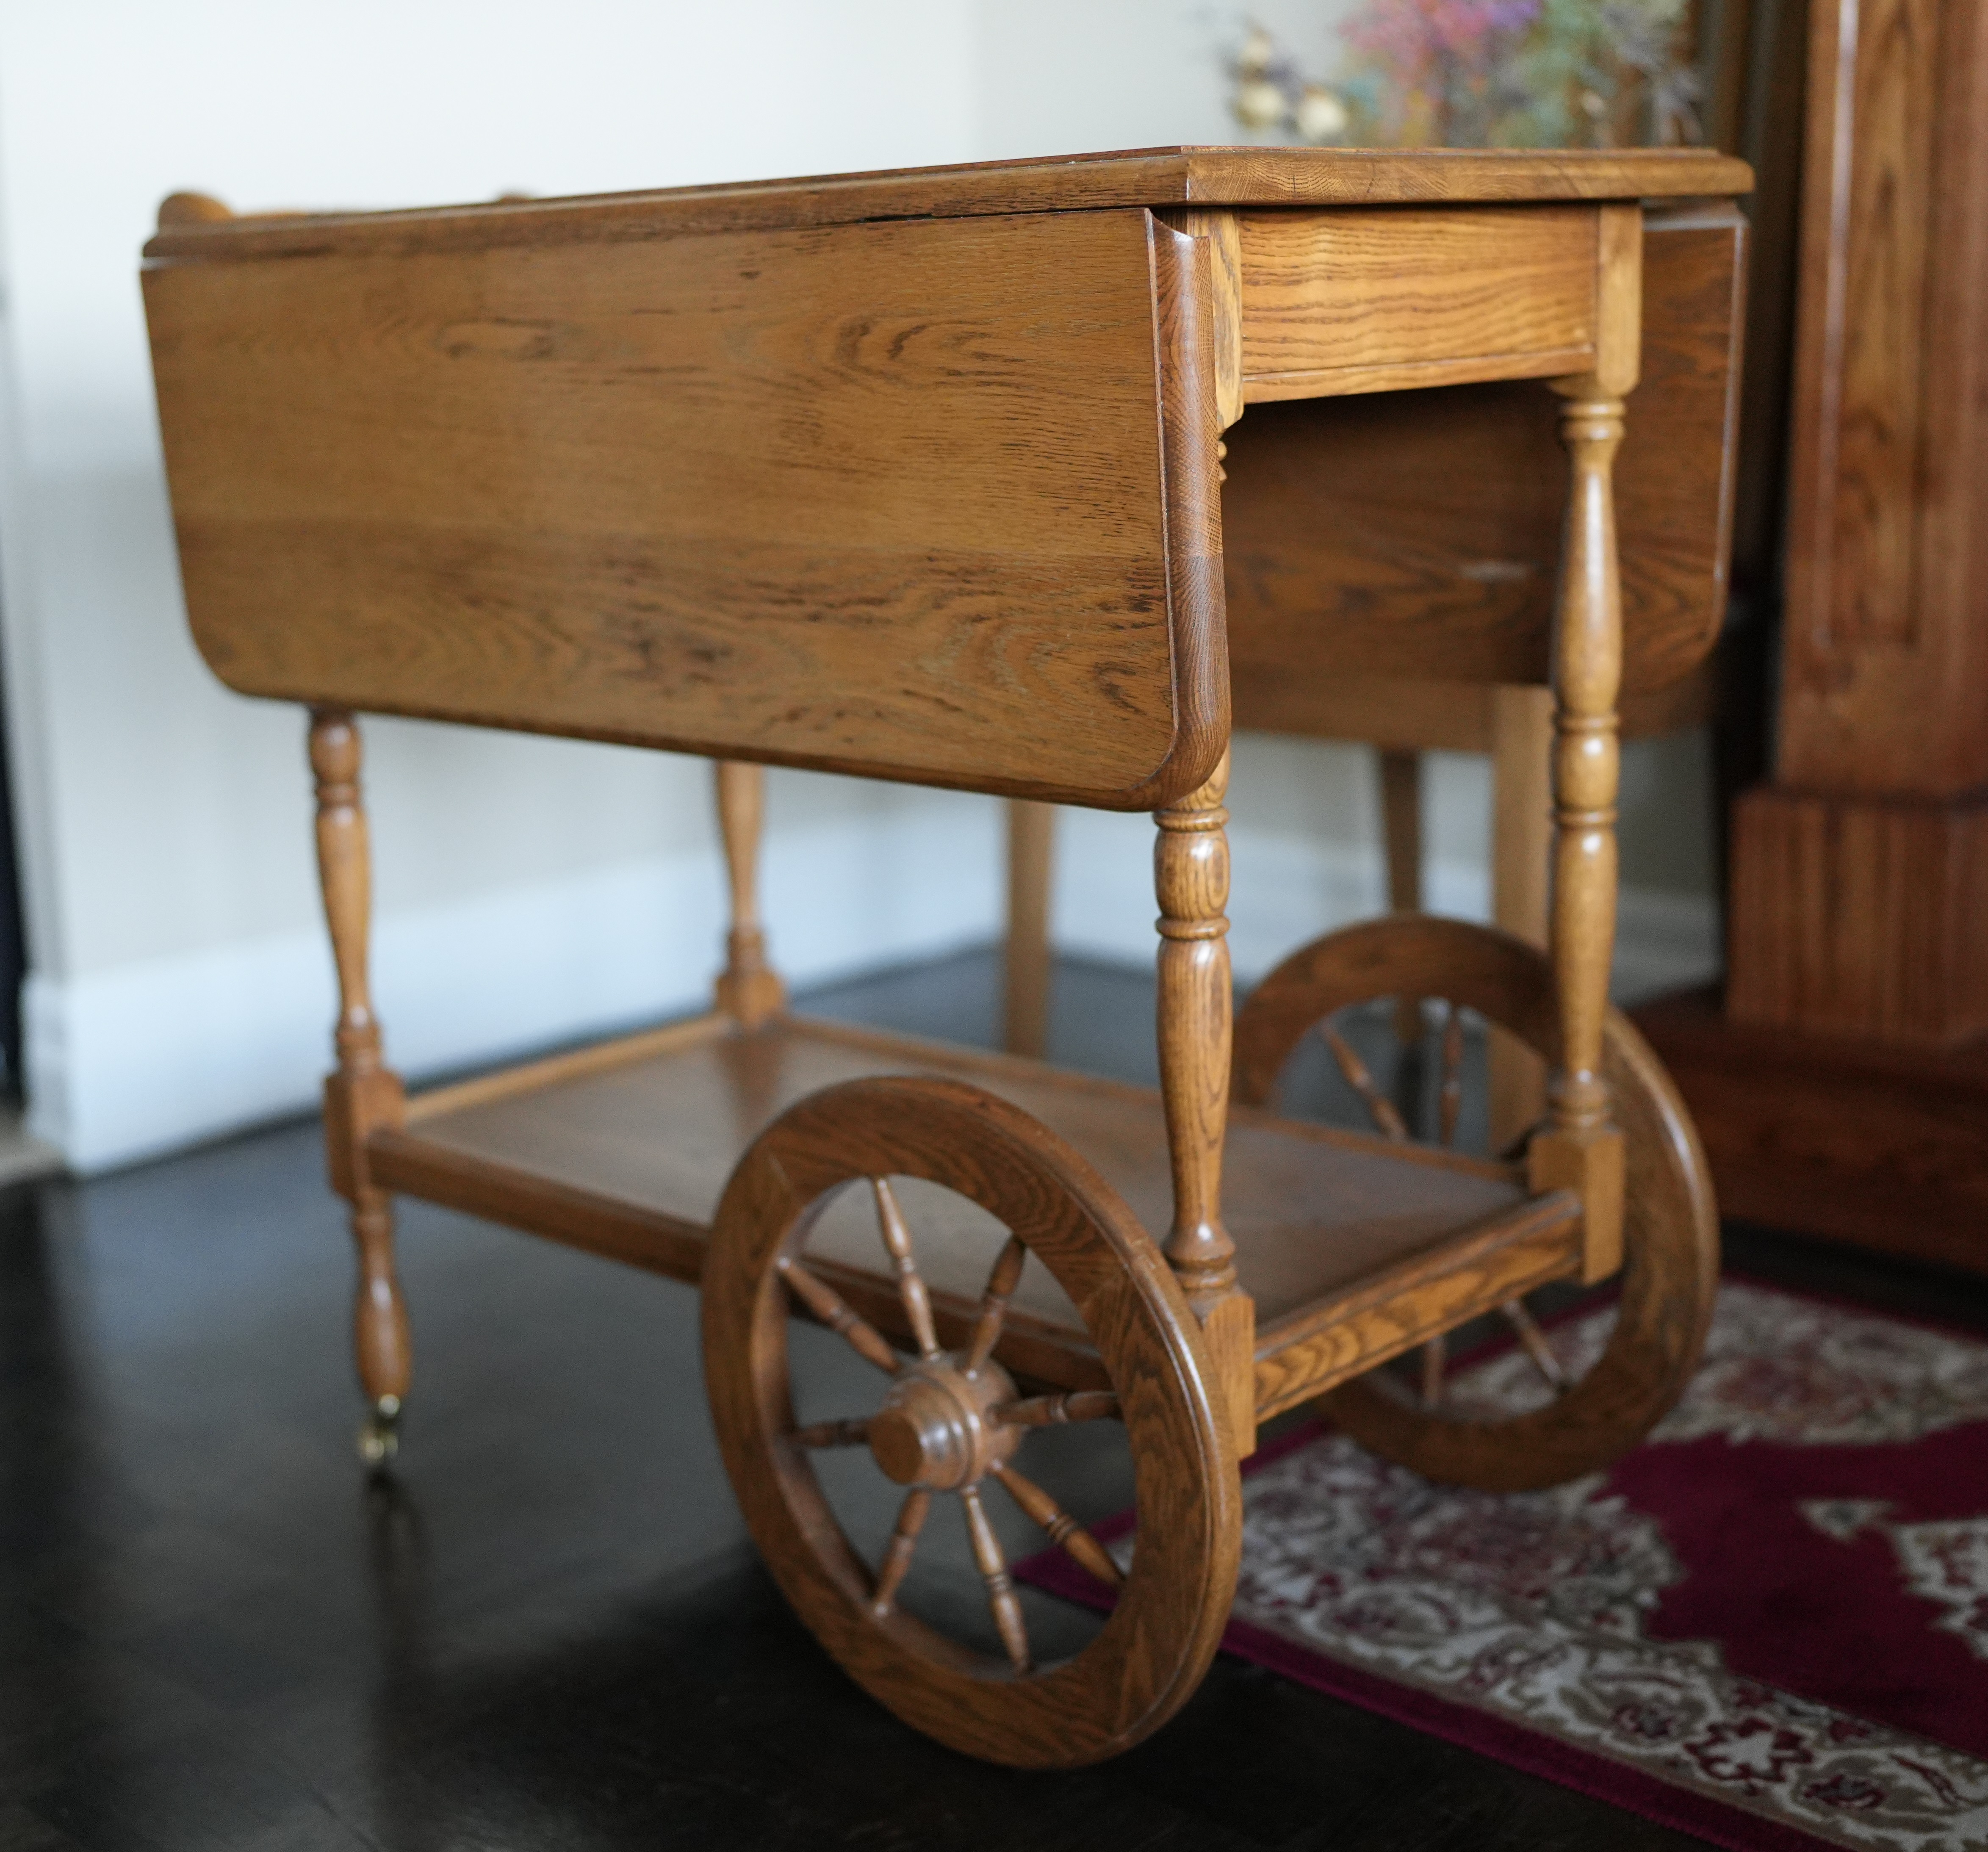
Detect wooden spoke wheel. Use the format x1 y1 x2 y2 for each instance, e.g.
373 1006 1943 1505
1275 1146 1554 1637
1233 916 1718 1492
703 1075 1241 1769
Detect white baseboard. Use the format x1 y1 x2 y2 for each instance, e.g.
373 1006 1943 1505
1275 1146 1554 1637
1047 808 1721 1001
23 798 1717 1176
25 801 1000 1175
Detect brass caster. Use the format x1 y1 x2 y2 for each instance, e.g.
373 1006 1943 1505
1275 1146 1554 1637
357 1394 402 1467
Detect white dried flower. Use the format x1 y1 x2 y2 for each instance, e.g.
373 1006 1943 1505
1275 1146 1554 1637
1234 77 1290 131
1237 24 1276 75
1295 86 1348 141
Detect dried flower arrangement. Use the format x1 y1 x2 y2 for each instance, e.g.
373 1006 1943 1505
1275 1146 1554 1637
1230 0 1699 150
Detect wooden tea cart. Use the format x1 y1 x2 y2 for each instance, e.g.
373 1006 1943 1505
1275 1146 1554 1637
142 145 1747 1769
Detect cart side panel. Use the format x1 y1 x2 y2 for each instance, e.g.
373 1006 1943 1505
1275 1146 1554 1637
1221 202 1747 698
144 207 1226 810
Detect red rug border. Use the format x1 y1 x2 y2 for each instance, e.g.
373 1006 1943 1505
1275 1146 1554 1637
1017 1265 1988 1852
1218 1607 1844 1852
1026 1547 1846 1852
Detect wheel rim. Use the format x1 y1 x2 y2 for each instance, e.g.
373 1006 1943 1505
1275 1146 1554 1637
1234 916 1719 1491
703 1075 1240 1768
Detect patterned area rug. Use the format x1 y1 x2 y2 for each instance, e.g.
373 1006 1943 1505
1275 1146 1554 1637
1023 1280 1988 1852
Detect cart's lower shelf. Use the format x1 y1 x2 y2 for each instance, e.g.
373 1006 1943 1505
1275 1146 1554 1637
369 1012 1582 1412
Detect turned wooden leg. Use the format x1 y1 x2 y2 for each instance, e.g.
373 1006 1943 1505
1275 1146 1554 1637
1155 749 1254 1453
1489 687 1554 1149
1002 800 1055 1058
1376 748 1423 1045
310 709 410 1459
712 761 786 1029
1531 205 1641 1282
1378 750 1423 917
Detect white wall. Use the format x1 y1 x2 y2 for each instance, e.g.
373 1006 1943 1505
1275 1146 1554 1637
0 0 997 1170
972 0 1352 157
0 1 1718 1173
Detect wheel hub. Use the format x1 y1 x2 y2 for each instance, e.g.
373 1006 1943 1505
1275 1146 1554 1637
869 1355 1020 1490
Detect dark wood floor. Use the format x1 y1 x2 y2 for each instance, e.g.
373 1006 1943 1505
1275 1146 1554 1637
7 948 1988 1851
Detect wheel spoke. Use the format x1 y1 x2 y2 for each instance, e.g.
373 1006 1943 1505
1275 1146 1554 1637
1438 1004 1465 1148
959 1484 1031 1672
778 1259 901 1375
994 1464 1124 1589
996 1390 1121 1428
1420 1332 1446 1409
871 1177 943 1362
1320 1023 1409 1142
1501 1298 1571 1394
871 1488 930 1616
790 1416 871 1449
964 1235 1027 1374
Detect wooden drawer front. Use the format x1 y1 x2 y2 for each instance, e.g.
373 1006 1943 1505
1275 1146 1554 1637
145 208 1224 811
1222 205 1748 694
1238 205 1600 401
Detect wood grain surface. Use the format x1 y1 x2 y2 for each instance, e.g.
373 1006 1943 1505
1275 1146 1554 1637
1238 206 1598 400
378 1012 1524 1322
1787 0 1938 659
1220 203 1747 694
368 1002 1583 1426
1773 0 1988 797
1155 208 1243 428
1633 985 1988 1273
1225 667 1706 748
1252 1192 1582 1420
148 208 1225 810
1727 784 1988 1044
143 147 1752 266
372 966 1676 1445
1721 0 1988 1058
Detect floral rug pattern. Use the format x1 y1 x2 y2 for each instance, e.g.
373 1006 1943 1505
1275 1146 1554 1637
1221 1284 1988 1851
